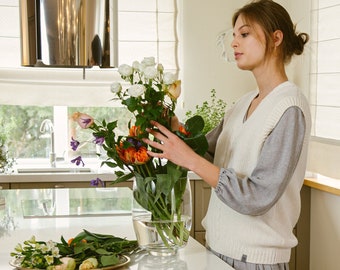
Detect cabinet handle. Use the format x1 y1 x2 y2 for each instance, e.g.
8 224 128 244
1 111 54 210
54 185 65 188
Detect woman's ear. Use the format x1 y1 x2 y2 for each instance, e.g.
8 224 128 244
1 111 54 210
273 30 284 47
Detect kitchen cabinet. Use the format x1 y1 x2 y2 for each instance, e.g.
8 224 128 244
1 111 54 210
192 180 211 244
290 185 311 270
0 183 9 189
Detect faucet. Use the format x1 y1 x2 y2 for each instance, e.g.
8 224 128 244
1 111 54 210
40 119 56 167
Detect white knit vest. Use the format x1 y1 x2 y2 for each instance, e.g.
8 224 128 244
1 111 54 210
202 81 311 264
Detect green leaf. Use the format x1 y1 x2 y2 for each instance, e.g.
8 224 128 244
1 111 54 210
100 255 120 267
95 248 112 255
154 173 173 201
185 115 205 134
111 172 134 185
183 133 208 156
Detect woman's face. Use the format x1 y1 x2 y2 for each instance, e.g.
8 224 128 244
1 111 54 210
231 14 267 71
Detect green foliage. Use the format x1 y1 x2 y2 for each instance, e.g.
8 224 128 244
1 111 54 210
0 105 53 158
10 236 63 269
176 115 208 156
0 136 15 173
185 89 227 134
11 230 138 269
58 230 138 268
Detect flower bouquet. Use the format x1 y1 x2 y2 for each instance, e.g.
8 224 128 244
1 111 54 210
70 57 208 255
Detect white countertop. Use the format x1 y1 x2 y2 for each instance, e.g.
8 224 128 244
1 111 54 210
0 188 232 270
0 169 201 184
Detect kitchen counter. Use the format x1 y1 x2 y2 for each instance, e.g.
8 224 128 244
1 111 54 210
0 187 231 270
0 171 116 183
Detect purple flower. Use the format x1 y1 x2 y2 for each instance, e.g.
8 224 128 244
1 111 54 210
81 117 93 127
127 137 142 149
93 136 105 146
71 156 85 167
70 137 80 151
90 177 104 187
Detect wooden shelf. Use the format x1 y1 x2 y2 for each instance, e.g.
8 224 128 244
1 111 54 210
304 174 340 196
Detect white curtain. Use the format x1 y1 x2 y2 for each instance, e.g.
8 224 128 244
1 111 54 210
307 0 340 178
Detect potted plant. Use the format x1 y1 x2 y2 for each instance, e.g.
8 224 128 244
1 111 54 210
185 89 227 134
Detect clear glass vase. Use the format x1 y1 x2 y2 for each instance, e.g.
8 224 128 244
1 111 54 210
132 173 192 256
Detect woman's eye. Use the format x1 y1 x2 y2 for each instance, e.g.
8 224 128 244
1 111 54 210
241 33 249 38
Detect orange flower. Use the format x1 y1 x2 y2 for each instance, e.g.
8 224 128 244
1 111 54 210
116 143 135 164
134 146 150 164
129 126 142 137
124 147 137 164
68 238 87 246
116 142 150 165
179 125 190 136
67 238 74 246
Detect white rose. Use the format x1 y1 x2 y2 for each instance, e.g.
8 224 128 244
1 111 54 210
157 63 164 72
167 80 181 100
118 64 133 77
132 61 141 71
110 82 122 94
163 72 176 84
143 66 158 80
128 84 146 97
79 258 98 270
141 57 156 66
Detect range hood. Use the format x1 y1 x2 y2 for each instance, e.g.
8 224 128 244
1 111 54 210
19 0 115 68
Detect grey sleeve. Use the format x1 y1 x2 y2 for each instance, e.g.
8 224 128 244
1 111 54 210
214 106 306 216
204 119 224 162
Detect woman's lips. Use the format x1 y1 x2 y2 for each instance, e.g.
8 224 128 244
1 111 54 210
234 52 242 60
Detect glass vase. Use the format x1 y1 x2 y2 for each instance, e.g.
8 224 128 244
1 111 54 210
132 173 192 256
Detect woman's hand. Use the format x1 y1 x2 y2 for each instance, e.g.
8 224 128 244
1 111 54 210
143 120 221 187
143 121 196 170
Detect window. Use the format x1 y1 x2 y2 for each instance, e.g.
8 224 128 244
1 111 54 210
310 0 340 141
0 0 179 165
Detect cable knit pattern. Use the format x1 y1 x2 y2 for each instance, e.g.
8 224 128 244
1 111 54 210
202 81 311 264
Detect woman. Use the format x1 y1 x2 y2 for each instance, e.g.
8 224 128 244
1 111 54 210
143 0 311 269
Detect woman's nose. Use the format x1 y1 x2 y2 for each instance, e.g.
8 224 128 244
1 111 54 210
231 37 238 48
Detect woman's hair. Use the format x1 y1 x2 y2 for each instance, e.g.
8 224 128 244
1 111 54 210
232 0 309 63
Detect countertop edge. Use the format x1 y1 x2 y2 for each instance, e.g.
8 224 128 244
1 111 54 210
304 174 340 196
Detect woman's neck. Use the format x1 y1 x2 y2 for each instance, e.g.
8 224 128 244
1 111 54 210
253 60 288 99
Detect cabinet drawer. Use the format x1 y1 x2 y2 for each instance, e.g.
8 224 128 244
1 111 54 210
194 180 211 231
0 183 10 189
194 231 206 246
